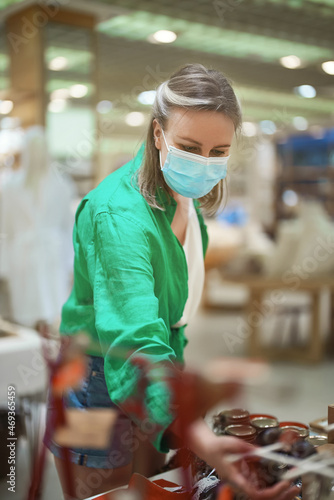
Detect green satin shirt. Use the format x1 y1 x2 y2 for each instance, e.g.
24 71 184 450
60 145 209 452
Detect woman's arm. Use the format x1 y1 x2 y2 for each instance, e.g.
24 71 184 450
80 209 181 452
187 419 300 500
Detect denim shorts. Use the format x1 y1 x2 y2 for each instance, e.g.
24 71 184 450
44 355 133 469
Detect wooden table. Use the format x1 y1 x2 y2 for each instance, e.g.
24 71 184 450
204 274 334 363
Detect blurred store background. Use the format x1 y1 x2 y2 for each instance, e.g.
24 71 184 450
0 0 334 498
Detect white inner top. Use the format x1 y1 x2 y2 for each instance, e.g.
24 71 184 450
172 199 205 328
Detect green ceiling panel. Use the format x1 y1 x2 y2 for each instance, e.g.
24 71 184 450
236 86 334 114
0 0 25 9
98 11 333 64
46 78 94 96
45 47 92 74
256 0 334 7
97 0 334 16
241 105 322 122
0 53 9 72
0 76 8 90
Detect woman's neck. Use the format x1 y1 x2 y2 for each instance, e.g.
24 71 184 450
171 190 189 205
170 192 190 245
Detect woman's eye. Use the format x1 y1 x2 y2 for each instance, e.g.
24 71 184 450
183 145 197 152
211 150 226 156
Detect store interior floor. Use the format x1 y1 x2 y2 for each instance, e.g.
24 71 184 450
1 306 333 500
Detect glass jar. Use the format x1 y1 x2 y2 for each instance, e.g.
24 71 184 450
225 408 250 426
251 416 279 432
225 424 257 443
279 421 309 439
306 435 327 447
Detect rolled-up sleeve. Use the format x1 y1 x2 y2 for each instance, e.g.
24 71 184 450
83 210 178 452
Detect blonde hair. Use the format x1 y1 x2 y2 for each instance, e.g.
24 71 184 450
138 63 242 215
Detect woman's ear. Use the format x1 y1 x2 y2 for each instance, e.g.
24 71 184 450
152 119 162 150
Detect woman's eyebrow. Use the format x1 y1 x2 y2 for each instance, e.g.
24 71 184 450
177 136 230 148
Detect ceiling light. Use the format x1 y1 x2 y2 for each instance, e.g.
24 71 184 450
241 122 257 137
294 85 316 98
282 190 298 207
48 99 67 113
0 127 23 154
293 116 308 131
51 88 70 100
125 112 145 127
149 30 177 44
322 61 334 75
259 120 276 135
0 100 13 114
279 55 302 69
0 117 20 129
69 84 88 98
96 100 113 114
48 57 69 71
137 91 156 105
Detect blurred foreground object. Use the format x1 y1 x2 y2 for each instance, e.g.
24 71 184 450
0 125 75 328
53 408 118 449
38 335 270 500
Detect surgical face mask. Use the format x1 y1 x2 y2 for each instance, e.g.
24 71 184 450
159 129 230 199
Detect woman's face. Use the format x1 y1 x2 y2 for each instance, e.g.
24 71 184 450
153 108 235 168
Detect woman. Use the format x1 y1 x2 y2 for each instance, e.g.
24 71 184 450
45 64 299 500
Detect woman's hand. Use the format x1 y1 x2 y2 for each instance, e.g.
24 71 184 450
187 419 300 500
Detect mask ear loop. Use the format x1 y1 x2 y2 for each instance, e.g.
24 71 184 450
158 127 169 170
160 128 169 150
159 149 163 170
